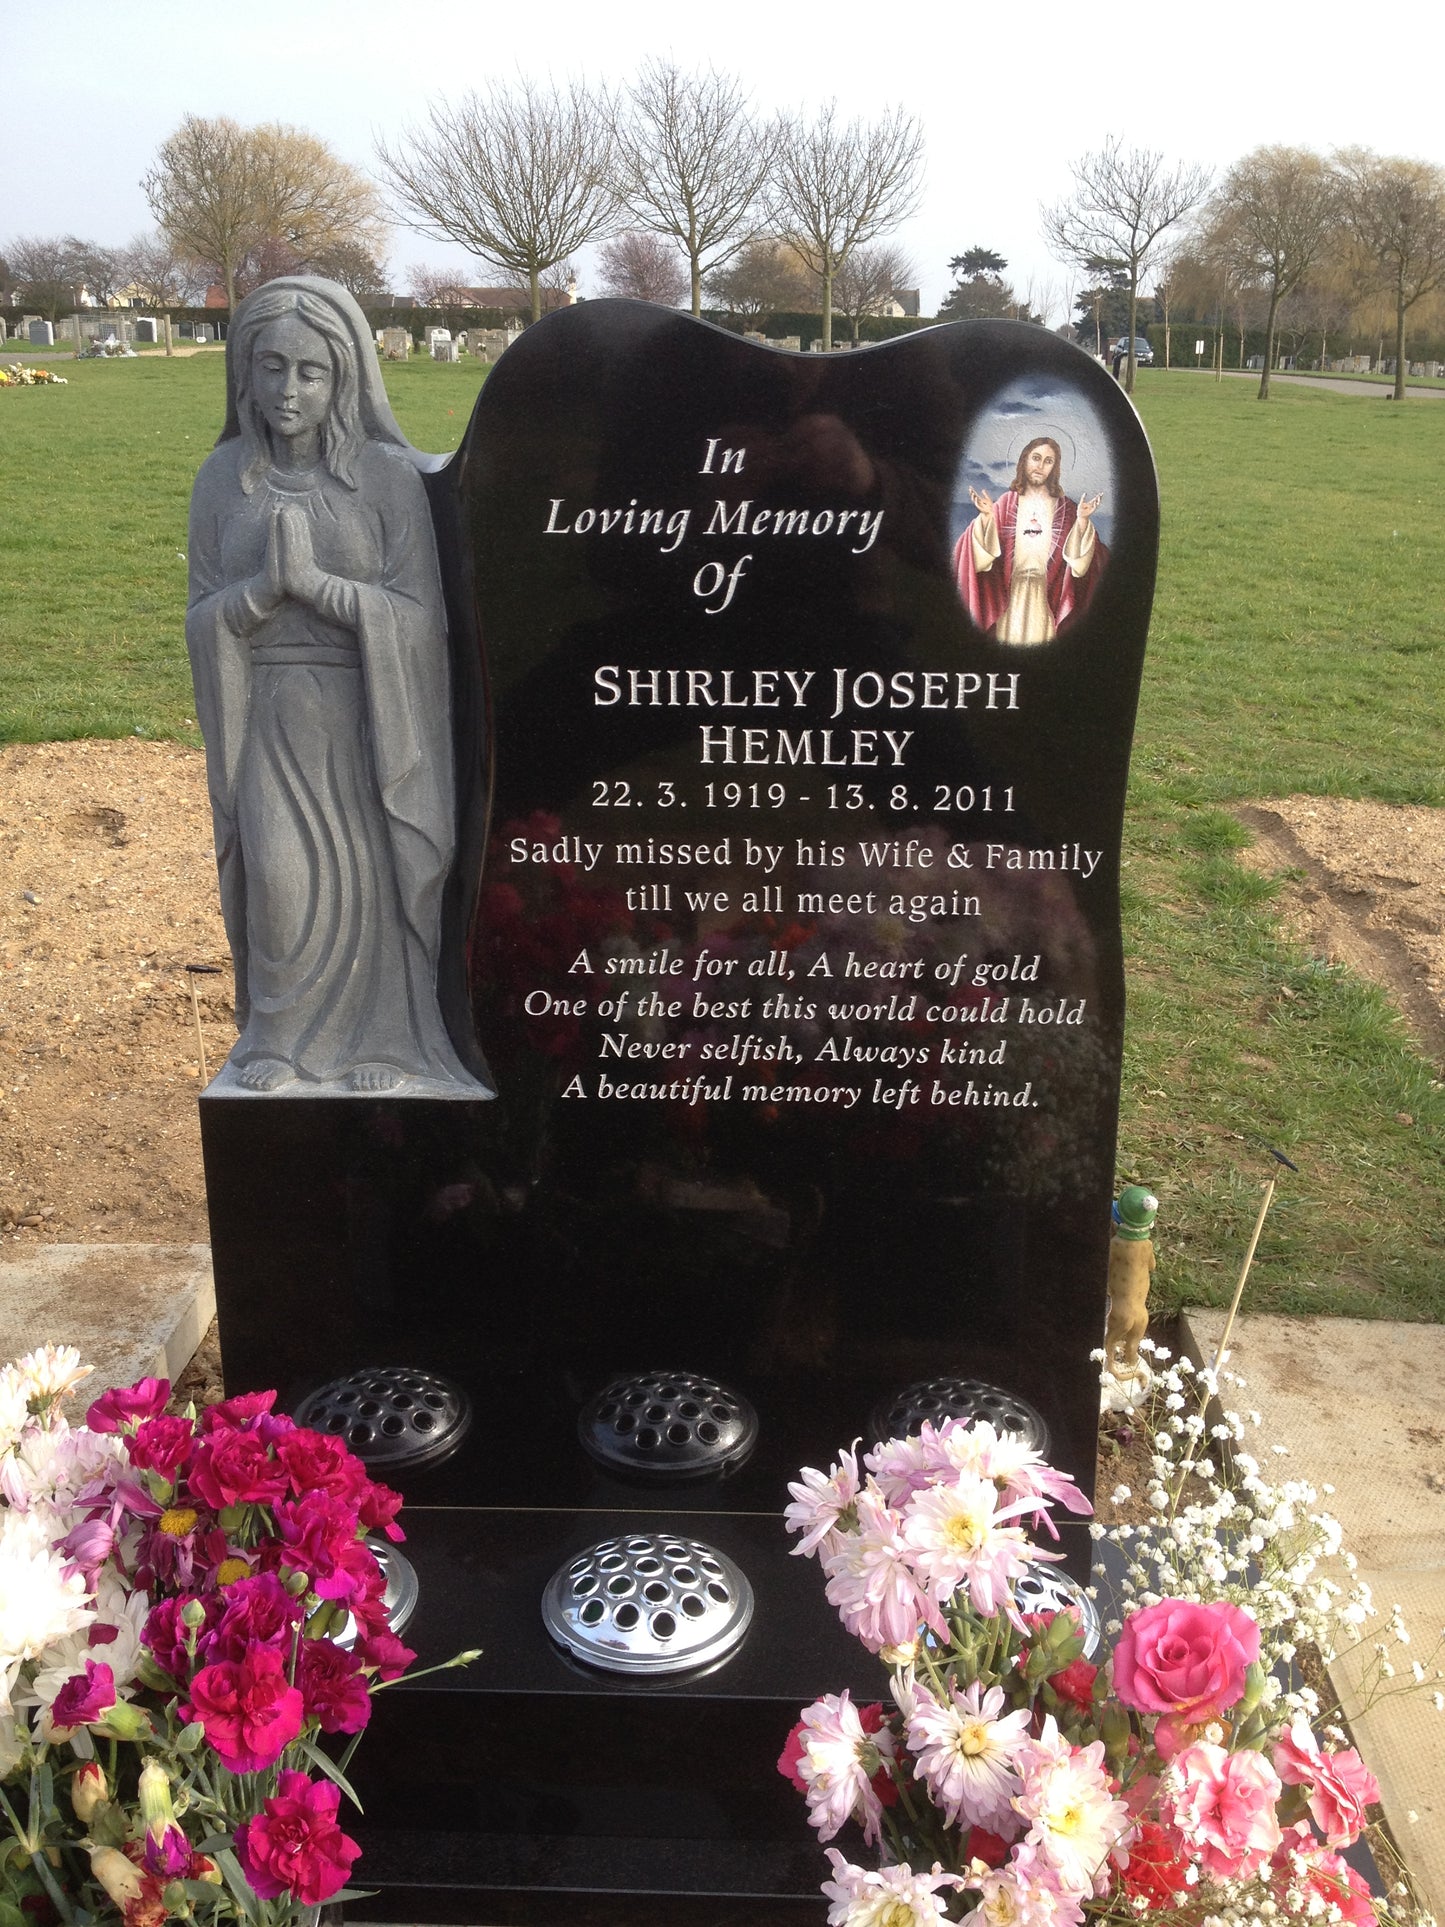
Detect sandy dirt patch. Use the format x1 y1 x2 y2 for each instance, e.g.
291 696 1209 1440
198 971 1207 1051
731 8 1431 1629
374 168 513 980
1238 797 1445 1069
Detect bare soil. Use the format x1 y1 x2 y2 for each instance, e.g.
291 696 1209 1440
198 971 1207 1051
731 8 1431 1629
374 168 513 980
4 745 1444 1249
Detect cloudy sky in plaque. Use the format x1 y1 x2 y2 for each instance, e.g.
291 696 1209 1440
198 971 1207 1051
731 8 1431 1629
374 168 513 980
951 380 1117 552
8 0 1442 318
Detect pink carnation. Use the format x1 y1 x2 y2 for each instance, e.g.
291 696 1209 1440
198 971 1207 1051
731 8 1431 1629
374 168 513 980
126 1414 196 1482
1273 1718 1380 1848
185 1648 305 1773
1160 1741 1283 1881
296 1639 372 1735
1112 1597 1259 1722
51 1660 116 1732
354 1630 415 1680
234 1770 360 1906
188 1428 290 1510
86 1377 170 1433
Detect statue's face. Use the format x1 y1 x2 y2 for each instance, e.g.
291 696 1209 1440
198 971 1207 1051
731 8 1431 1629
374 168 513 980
252 314 334 443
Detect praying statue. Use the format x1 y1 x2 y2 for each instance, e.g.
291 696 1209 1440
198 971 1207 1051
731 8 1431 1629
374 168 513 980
186 276 490 1097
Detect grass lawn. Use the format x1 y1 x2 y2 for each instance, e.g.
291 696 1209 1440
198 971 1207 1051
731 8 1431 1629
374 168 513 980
0 352 488 742
1 353 1441 1318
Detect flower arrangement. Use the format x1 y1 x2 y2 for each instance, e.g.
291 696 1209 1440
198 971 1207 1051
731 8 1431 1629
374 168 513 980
0 364 68 385
780 1342 1438 1927
0 1347 476 1927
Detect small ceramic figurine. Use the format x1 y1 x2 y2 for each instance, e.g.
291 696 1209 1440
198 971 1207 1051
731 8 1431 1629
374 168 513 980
1103 1184 1158 1377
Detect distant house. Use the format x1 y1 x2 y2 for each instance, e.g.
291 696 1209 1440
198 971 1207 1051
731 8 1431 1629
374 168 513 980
881 289 921 319
449 277 579 312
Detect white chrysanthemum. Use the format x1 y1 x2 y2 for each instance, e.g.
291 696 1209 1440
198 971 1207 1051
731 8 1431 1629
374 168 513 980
822 1849 966 1927
1012 1717 1132 1898
0 1368 30 1453
905 1678 1029 1830
14 1346 92 1404
0 1510 95 1692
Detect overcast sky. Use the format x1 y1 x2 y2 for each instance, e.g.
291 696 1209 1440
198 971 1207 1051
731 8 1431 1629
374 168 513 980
7 0 1441 318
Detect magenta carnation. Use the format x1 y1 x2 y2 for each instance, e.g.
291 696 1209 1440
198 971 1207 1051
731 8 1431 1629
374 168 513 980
297 1639 372 1734
187 1428 290 1510
204 1573 305 1665
186 1648 305 1773
1112 1597 1259 1722
51 1660 116 1731
354 1630 416 1681
127 1413 197 1481
234 1770 361 1906
86 1376 170 1432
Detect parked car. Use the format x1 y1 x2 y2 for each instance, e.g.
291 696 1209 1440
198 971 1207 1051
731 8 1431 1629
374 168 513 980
1112 335 1155 366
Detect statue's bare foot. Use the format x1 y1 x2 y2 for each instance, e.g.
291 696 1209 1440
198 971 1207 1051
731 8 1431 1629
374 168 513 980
237 1058 294 1092
349 1063 403 1093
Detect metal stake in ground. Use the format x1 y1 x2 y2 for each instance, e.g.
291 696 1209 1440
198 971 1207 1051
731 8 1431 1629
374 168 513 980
184 964 222 1083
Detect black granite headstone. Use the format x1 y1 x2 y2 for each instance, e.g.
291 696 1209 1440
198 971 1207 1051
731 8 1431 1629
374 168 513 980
201 304 1158 1922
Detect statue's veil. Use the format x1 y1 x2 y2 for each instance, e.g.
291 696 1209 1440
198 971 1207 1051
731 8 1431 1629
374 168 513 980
215 276 423 470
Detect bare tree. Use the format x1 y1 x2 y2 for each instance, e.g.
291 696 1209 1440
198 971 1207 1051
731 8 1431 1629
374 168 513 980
6 235 78 322
1042 138 1211 392
122 232 206 310
829 241 917 342
1200 146 1339 399
615 60 774 317
1335 148 1445 400
597 230 689 306
143 116 265 312
768 102 925 350
376 79 618 324
702 239 815 326
143 115 381 311
62 238 126 309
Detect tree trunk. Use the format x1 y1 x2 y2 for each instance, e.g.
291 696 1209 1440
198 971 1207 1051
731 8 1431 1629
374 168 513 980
1258 289 1280 400
820 266 833 352
1163 299 1172 370
1319 328 1327 372
1393 288 1407 401
224 260 236 315
690 255 701 319
1125 278 1138 394
529 266 542 326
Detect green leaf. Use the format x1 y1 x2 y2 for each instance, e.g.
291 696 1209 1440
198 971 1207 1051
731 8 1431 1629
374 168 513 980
290 1739 362 1813
211 1847 260 1926
0 1899 29 1927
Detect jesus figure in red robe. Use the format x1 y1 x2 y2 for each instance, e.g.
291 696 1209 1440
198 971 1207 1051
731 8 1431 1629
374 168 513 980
954 436 1105 644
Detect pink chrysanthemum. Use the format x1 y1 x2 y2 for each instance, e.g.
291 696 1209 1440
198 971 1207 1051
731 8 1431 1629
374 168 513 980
1012 1717 1134 1898
822 1490 945 1653
905 1678 1030 1831
791 1691 896 1845
899 1473 1056 1619
785 1446 862 1560
822 1848 967 1926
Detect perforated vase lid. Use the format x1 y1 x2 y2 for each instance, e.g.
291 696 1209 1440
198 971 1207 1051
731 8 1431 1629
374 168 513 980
578 1371 758 1480
869 1376 1050 1457
336 1539 420 1648
1011 1566 1102 1657
541 1532 754 1676
293 1366 471 1471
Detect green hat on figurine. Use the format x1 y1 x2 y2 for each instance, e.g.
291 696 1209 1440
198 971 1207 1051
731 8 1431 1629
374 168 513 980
1113 1185 1158 1241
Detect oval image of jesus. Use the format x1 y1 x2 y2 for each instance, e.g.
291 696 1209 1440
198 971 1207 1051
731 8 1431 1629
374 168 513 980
951 378 1115 644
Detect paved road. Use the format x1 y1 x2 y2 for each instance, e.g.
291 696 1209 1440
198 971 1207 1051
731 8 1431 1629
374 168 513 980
1211 368 1445 399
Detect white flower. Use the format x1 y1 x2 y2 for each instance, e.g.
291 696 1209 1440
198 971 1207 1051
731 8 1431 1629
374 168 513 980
905 1678 1030 1831
793 1691 895 1846
786 1446 862 1559
0 1510 94 1701
1012 1716 1133 1897
14 1346 92 1405
822 1849 966 1926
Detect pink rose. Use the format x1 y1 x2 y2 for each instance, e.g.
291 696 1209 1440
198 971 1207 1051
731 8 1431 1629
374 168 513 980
51 1660 116 1731
1273 1719 1379 1848
1160 1741 1282 1880
185 1648 305 1773
187 1429 289 1510
1113 1598 1259 1722
234 1770 361 1906
87 1377 170 1432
